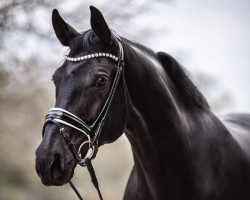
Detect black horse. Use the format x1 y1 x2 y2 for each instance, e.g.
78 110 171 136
35 6 250 200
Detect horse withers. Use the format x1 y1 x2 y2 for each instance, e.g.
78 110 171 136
35 6 250 200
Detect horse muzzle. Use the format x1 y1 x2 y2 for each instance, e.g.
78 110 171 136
35 137 76 186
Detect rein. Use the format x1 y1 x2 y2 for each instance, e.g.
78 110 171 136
42 31 126 200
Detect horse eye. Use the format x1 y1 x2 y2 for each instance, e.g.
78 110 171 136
96 76 107 87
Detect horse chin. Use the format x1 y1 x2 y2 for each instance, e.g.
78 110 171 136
40 158 77 187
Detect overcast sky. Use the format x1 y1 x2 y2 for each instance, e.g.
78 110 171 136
137 0 250 114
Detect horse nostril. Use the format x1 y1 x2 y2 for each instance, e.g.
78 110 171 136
50 154 64 178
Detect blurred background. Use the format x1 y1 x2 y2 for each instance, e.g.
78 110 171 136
0 0 249 199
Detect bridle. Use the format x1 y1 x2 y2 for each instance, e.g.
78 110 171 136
42 31 128 200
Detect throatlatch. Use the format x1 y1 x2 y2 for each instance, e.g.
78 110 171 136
42 30 125 200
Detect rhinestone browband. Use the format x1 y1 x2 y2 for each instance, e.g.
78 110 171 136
65 53 119 62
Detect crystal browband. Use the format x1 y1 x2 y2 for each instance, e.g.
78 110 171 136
65 53 119 62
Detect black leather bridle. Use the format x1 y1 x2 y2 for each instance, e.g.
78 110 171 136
42 31 128 200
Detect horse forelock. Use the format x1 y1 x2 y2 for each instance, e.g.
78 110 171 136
68 30 112 57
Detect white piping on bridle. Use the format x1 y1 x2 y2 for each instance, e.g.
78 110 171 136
48 108 94 164
65 52 118 62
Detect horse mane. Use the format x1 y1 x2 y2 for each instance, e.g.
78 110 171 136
124 39 209 111
157 51 210 111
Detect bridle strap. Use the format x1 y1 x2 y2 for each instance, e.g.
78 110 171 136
90 30 125 144
69 158 103 200
85 158 103 200
69 181 84 200
91 60 124 144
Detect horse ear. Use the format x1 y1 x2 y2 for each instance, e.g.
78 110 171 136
52 9 80 46
90 6 112 45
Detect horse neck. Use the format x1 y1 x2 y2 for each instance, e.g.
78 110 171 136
123 42 193 144
121 42 250 199
123 42 202 198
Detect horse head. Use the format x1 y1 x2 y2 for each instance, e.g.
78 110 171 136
35 6 127 186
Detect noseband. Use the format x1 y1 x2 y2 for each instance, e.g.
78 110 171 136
42 31 127 200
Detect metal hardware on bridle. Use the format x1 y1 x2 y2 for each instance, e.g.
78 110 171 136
42 30 125 200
